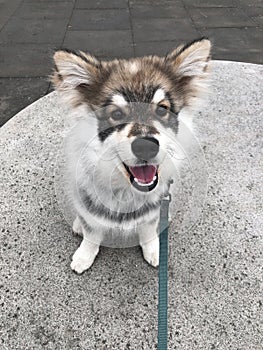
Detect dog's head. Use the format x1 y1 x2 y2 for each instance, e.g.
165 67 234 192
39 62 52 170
53 38 211 194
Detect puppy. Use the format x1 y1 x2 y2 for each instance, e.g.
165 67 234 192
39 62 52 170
52 38 211 273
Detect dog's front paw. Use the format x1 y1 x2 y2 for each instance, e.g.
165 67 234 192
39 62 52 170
141 237 159 267
70 255 94 274
70 240 99 274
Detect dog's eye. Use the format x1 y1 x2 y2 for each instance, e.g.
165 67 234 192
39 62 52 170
155 105 168 117
111 109 125 121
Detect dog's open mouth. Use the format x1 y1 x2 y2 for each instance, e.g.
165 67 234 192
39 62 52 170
123 163 158 192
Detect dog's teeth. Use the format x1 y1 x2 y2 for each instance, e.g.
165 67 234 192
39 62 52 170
136 180 153 186
134 177 157 187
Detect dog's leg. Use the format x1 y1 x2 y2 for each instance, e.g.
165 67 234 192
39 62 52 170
71 234 100 274
72 216 83 235
139 218 159 268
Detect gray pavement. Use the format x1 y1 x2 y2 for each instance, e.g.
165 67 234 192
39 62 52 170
0 61 262 349
0 0 262 126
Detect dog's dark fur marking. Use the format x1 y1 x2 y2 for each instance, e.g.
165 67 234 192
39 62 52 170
60 48 102 68
163 115 179 131
98 122 127 142
78 214 92 232
78 215 92 233
117 85 160 104
166 37 209 61
164 91 176 114
77 68 112 106
79 189 161 223
128 123 160 137
102 97 115 108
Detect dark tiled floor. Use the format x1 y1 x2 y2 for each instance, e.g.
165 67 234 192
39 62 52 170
69 9 130 30
188 7 256 28
0 43 58 77
0 0 262 127
75 0 128 9
0 77 50 126
0 0 21 31
132 18 200 42
63 30 134 58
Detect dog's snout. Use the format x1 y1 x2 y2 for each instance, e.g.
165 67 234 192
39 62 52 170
131 137 159 161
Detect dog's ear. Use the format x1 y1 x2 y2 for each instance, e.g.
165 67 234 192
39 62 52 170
52 49 101 106
166 38 211 108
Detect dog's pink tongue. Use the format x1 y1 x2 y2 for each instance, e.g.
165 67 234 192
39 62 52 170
129 165 157 184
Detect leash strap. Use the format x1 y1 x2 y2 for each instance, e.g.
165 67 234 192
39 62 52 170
158 192 171 350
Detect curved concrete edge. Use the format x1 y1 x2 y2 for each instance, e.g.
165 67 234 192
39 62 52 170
0 60 262 349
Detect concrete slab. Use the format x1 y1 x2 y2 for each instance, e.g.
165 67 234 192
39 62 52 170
0 61 262 349
129 0 178 5
16 1 74 20
63 30 134 59
181 0 238 7
0 77 50 127
188 7 256 28
130 5 187 19
200 27 263 64
0 17 68 44
75 0 128 9
69 9 130 31
0 43 56 77
0 0 22 31
132 18 200 42
134 41 183 57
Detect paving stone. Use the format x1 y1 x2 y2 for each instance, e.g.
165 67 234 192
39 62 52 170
202 27 263 51
16 1 74 19
63 30 134 59
130 0 178 5
134 40 184 57
24 0 74 2
201 27 263 64
251 16 263 26
241 6 263 18
0 0 22 31
133 18 200 42
69 9 130 31
130 4 188 19
188 7 257 28
0 17 68 44
182 0 239 7
213 50 263 64
75 0 128 9
0 77 50 126
239 0 263 7
0 44 57 77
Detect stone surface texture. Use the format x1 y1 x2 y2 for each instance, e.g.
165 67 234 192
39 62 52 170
0 61 262 349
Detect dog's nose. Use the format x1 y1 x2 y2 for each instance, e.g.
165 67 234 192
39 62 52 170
131 137 159 161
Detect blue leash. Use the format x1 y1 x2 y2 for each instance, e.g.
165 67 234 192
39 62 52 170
158 187 172 350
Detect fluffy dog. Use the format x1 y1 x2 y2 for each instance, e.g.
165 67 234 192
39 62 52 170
52 38 211 273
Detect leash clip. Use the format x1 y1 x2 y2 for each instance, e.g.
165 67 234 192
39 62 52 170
162 192 172 203
162 179 173 203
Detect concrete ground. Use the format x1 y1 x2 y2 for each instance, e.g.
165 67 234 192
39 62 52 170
0 0 262 126
0 61 262 349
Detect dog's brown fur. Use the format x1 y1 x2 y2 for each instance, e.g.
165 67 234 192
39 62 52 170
52 38 211 112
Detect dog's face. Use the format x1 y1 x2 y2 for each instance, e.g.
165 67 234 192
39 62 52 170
53 38 211 194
